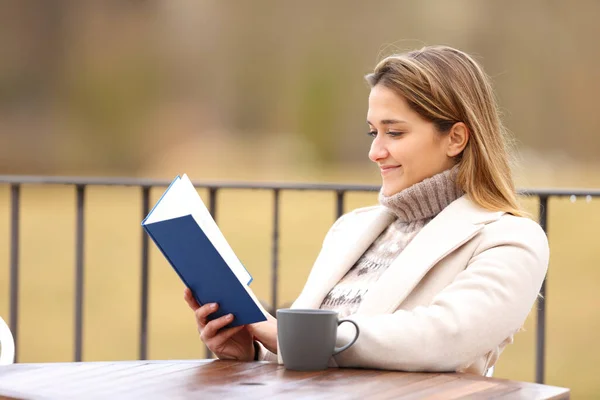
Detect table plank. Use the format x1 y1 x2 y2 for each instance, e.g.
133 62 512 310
458 384 521 400
0 360 570 400
371 375 462 400
448 371 571 400
394 378 499 400
245 368 405 400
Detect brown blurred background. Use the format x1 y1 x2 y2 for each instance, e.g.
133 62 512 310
2 0 600 182
1 1 600 398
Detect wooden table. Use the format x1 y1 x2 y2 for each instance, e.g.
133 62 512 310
0 360 569 399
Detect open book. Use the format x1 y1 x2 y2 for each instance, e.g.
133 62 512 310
141 174 268 327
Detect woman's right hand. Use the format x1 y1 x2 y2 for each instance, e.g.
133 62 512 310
184 288 255 361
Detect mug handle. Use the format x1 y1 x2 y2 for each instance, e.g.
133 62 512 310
332 319 360 356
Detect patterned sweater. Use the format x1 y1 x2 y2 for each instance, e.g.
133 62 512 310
319 166 464 318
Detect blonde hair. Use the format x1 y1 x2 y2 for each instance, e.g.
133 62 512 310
365 45 525 217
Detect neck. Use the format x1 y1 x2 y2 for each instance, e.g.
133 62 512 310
378 166 464 223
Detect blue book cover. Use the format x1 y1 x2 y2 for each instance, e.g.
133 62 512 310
141 175 267 328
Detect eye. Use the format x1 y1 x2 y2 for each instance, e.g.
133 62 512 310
387 131 405 137
367 130 377 138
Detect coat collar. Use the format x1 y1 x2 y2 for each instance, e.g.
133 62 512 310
292 195 504 311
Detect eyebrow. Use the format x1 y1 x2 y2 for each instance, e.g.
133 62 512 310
367 119 408 125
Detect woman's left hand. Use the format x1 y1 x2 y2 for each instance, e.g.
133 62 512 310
248 313 278 354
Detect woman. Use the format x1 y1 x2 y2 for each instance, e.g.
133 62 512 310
184 45 549 375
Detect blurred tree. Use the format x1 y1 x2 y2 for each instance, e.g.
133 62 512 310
297 52 341 165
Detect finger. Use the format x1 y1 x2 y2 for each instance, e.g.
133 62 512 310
211 325 246 347
195 303 219 329
200 313 234 341
183 288 200 310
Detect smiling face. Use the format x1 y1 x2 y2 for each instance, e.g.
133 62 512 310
367 84 457 196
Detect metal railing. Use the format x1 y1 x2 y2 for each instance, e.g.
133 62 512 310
2 175 600 384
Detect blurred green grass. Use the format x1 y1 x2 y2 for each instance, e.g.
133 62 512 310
0 171 599 398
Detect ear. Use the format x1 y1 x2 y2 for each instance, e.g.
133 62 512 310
446 122 469 157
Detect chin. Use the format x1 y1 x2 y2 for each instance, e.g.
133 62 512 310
382 183 406 197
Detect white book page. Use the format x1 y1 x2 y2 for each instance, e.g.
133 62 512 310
143 177 188 224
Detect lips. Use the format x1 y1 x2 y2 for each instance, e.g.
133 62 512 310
379 165 401 175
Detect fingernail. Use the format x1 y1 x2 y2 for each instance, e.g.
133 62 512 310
227 314 234 320
210 303 217 310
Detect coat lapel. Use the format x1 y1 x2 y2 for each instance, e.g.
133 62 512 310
292 195 504 312
358 196 504 315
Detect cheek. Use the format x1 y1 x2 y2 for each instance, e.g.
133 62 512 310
386 141 410 163
387 136 425 166
395 136 446 176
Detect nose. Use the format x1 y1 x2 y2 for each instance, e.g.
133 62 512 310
368 134 389 163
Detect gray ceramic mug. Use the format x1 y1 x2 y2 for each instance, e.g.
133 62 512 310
276 309 360 371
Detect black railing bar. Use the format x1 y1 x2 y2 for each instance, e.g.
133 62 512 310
271 189 280 314
74 185 86 362
139 186 151 360
208 189 218 221
0 176 379 192
535 196 549 384
9 184 20 362
2 175 600 197
517 189 600 197
336 191 345 220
